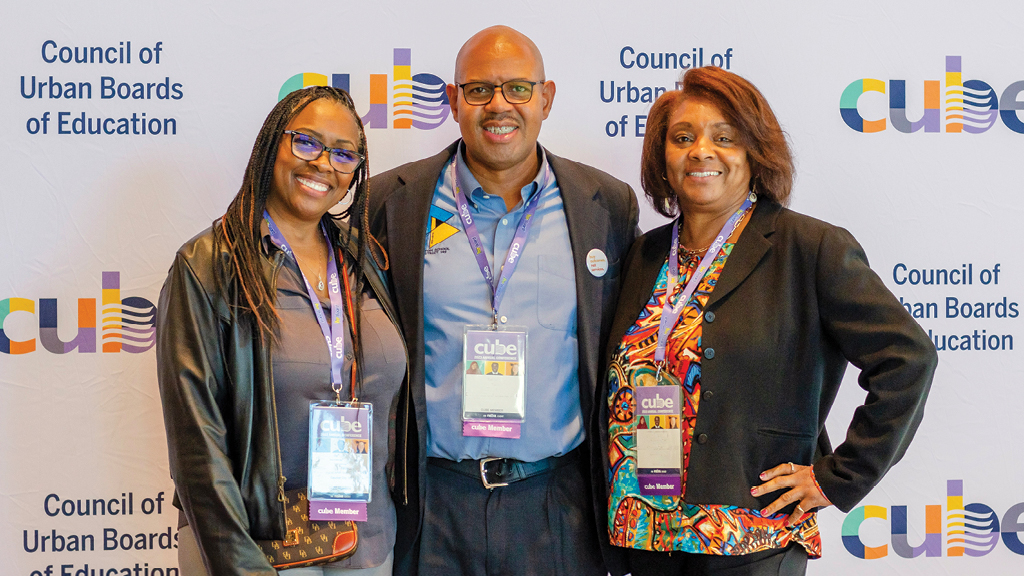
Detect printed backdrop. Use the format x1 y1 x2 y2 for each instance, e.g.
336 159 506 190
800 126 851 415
2 1 1021 574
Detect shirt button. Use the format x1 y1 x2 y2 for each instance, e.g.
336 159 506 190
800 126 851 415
697 433 708 445
703 390 713 401
483 194 490 199
500 316 508 323
703 348 715 359
501 218 508 225
705 311 716 323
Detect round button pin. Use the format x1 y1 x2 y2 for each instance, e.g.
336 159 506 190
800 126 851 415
586 248 609 277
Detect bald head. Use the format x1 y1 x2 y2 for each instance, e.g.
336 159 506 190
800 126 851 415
446 25 555 185
454 26 545 83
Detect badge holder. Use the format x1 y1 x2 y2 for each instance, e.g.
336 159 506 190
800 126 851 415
635 383 682 496
461 325 527 438
637 197 755 497
307 401 373 521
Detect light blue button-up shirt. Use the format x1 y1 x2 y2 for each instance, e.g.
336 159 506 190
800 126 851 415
422 143 583 462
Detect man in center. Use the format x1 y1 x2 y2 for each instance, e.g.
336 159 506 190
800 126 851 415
370 26 638 575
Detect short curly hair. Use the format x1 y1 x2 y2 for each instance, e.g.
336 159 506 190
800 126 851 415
640 66 794 218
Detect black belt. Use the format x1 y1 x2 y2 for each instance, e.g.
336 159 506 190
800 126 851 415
428 448 580 490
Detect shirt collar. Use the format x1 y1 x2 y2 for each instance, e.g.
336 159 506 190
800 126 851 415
455 140 552 208
259 217 275 256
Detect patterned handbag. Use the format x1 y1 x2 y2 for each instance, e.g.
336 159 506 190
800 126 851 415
255 489 358 569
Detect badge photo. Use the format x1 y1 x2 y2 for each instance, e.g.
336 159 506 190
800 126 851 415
634 386 682 496
462 326 528 439
308 402 373 521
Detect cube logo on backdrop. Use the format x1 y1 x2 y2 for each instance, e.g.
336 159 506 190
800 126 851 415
0 272 155 355
278 49 450 130
842 480 1024 560
840 56 1024 133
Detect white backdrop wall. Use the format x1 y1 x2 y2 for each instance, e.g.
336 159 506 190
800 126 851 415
2 1 1022 574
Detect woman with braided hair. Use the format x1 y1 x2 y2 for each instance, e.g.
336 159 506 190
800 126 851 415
157 86 406 575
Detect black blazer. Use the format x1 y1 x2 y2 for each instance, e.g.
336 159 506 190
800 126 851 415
369 141 639 575
604 199 937 514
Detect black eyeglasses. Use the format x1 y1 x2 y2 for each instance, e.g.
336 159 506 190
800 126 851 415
283 130 364 174
456 80 543 106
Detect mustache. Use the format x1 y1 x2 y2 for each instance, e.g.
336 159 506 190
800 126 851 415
480 113 520 124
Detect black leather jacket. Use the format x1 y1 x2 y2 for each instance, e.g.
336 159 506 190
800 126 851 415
156 221 407 576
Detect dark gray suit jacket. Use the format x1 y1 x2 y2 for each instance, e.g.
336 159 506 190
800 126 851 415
605 199 937 515
369 141 639 575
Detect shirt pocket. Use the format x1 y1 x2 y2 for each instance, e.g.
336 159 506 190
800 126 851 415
359 292 406 365
536 254 577 332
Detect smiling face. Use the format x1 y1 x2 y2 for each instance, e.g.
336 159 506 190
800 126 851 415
446 28 555 179
664 98 752 217
267 98 361 227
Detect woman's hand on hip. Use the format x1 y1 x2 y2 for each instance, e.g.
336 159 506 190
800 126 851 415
751 462 832 526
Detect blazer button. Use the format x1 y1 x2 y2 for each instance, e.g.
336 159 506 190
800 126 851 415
703 348 715 359
705 311 715 323
703 390 713 401
697 433 708 444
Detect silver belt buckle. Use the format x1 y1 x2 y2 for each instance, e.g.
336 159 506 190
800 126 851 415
479 457 509 490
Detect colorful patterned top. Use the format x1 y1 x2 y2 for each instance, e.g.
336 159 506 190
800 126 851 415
607 213 822 558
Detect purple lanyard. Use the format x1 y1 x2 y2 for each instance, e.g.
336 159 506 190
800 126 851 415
654 194 755 365
451 155 547 325
264 211 347 389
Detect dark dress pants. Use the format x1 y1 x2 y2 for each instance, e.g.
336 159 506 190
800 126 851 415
419 453 605 576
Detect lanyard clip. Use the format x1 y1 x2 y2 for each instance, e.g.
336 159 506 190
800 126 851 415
491 309 499 330
655 361 665 381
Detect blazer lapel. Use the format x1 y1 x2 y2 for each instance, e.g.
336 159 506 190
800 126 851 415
385 144 458 338
707 199 780 307
605 223 674 362
384 144 458 443
386 184 430 337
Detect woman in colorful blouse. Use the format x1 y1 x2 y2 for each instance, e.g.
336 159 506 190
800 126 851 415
603 66 937 575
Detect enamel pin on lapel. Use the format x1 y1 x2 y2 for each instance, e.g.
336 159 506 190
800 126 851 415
586 248 608 277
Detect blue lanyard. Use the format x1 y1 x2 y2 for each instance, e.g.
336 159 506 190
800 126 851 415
654 193 756 366
450 154 548 325
264 211 347 391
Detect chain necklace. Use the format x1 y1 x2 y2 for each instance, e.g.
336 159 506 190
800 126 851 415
678 201 754 257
